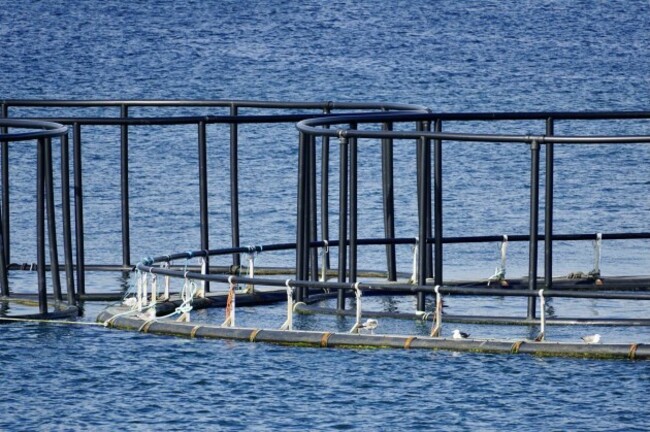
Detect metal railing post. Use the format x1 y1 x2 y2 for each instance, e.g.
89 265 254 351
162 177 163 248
198 121 210 292
1 102 9 264
120 104 131 270
381 121 397 281
73 123 86 296
36 138 47 314
337 131 349 310
229 104 241 268
433 119 443 287
44 137 62 302
60 133 76 305
544 118 555 290
527 139 540 319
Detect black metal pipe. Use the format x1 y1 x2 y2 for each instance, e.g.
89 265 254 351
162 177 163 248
527 140 540 319
229 104 241 268
349 123 358 283
72 123 86 295
309 133 318 285
295 132 308 301
433 119 443 286
44 138 62 302
119 104 131 269
36 138 47 314
60 133 76 305
545 118 554 290
416 134 429 312
1 103 9 264
381 121 397 281
198 121 210 292
337 132 348 310
423 122 433 281
320 109 331 275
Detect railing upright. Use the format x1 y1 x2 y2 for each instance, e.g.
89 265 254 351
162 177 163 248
44 137 62 301
73 122 86 295
309 132 318 286
417 131 431 312
198 120 210 293
545 118 555 290
527 139 541 319
433 119 443 287
349 123 358 284
60 133 76 305
337 130 348 310
229 104 241 268
320 107 331 277
381 121 397 281
120 104 131 270
36 138 47 314
1 102 9 264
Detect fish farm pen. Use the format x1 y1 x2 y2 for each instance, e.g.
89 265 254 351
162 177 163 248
2 99 650 360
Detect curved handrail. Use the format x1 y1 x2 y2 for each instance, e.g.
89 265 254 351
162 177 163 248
0 119 68 141
296 111 650 144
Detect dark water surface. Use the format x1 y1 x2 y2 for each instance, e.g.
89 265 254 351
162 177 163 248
2 0 650 430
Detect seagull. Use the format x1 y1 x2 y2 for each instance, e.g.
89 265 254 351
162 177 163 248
452 329 470 339
360 319 379 334
581 334 601 344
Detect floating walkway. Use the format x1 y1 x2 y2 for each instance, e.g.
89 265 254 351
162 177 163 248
97 301 650 361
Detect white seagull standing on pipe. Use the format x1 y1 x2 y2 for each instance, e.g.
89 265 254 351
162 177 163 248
452 329 470 339
581 334 601 344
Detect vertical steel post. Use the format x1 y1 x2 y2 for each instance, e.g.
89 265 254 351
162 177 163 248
230 104 241 268
309 133 318 286
198 121 210 292
320 108 331 276
73 123 86 296
381 121 397 281
119 105 131 270
0 105 8 296
417 134 430 312
527 139 540 319
423 122 433 280
1 103 9 264
60 133 76 305
36 138 47 314
544 119 554 290
349 124 358 284
337 132 349 310
44 138 62 302
0 200 6 296
295 132 308 301
433 119 443 286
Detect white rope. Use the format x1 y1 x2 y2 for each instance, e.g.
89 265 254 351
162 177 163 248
197 256 207 298
320 240 329 282
592 232 602 277
162 261 170 301
280 279 294 330
538 289 546 341
487 235 508 285
349 282 363 333
410 237 419 284
430 285 442 337
222 275 236 327
150 271 158 304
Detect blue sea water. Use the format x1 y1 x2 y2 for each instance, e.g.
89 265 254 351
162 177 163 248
1 0 650 430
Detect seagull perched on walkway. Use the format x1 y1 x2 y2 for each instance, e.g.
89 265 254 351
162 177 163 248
360 319 379 334
452 329 470 339
581 334 601 344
